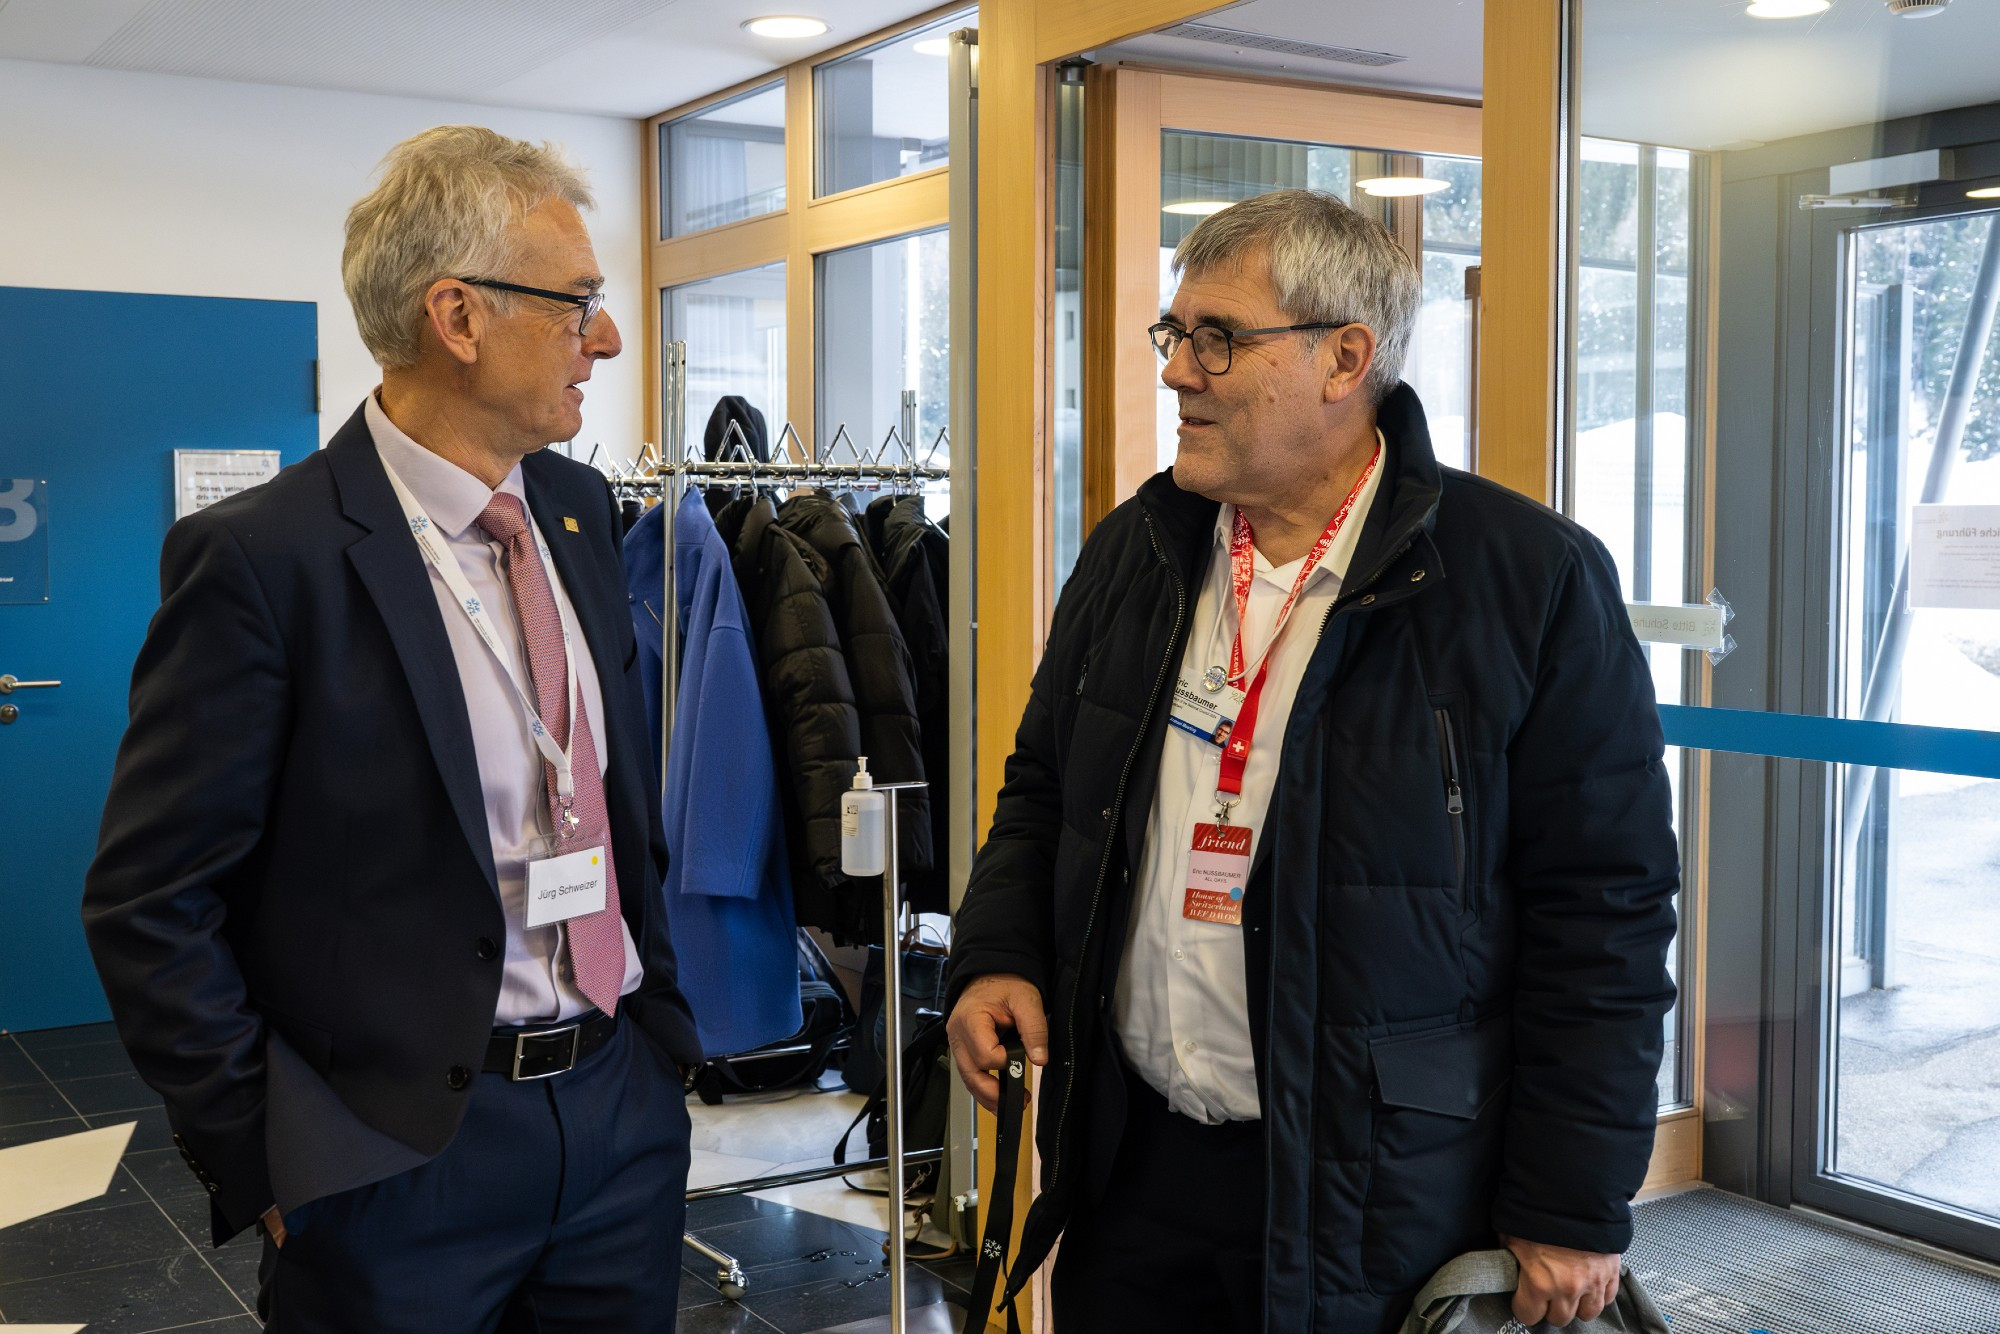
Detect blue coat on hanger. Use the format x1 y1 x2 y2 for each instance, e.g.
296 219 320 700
626 495 801 1058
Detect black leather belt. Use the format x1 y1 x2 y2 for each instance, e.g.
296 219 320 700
483 1009 617 1081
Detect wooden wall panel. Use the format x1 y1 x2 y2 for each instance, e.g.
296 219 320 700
1477 1 1561 505
1082 66 1164 530
1156 70 1480 156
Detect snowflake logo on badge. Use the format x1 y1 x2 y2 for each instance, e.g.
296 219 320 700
532 720 547 738
464 596 482 616
982 1240 1004 1260
410 516 430 534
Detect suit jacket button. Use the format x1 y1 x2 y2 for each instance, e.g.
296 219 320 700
475 937 499 961
446 1065 471 1090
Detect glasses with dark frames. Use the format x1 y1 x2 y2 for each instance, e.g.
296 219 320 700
454 277 606 335
1148 320 1353 375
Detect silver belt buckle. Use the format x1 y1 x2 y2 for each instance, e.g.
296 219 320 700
509 1022 583 1081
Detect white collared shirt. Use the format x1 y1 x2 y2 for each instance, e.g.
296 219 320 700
1112 442 1385 1123
364 393 643 1025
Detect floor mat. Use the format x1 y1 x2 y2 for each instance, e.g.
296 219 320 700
1627 1188 2000 1334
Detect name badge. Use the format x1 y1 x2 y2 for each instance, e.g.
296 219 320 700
1183 822 1251 926
525 844 608 928
1167 670 1246 749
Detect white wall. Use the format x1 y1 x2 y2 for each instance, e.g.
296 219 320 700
0 58 646 458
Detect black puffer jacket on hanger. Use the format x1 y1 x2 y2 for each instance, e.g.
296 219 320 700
715 494 873 943
862 494 951 915
777 491 935 899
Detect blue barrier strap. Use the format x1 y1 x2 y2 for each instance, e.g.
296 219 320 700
1657 705 2000 781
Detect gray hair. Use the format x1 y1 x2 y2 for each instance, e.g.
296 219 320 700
343 125 595 370
1172 189 1419 403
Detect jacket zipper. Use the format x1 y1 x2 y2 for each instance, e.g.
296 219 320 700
1041 513 1188 1215
1432 707 1466 898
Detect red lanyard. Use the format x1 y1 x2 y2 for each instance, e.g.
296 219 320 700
1215 445 1380 809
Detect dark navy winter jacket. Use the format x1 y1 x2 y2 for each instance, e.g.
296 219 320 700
947 383 1679 1332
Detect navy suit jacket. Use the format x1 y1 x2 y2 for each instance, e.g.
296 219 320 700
83 402 700 1244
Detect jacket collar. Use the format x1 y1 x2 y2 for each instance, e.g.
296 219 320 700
1135 382 1445 600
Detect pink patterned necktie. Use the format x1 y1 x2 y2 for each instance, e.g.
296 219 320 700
475 493 623 1016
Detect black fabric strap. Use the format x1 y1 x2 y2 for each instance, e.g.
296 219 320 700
962 1038 1029 1334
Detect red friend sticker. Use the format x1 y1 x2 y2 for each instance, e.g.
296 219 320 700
1183 822 1252 925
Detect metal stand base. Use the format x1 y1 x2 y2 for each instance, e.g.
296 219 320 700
682 1233 749 1299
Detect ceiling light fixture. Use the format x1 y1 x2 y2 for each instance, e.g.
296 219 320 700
1746 0 1830 16
1357 177 1450 198
913 37 951 56
1888 0 1950 15
743 15 828 38
1163 200 1234 216
1968 186 2000 199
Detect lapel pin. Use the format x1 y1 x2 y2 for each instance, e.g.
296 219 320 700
562 516 580 533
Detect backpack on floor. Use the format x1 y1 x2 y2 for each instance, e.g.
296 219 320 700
832 1012 954 1197
691 930 855 1104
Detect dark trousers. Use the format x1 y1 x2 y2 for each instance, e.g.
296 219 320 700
1052 1066 1266 1333
260 1019 692 1333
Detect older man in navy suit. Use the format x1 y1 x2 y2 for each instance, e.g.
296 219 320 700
83 125 699 1332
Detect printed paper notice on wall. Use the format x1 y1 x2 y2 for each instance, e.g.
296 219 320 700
1910 504 2000 611
1626 601 1728 651
174 449 281 521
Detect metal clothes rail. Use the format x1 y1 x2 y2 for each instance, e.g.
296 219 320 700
595 344 955 1329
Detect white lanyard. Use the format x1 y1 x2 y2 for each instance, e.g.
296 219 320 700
377 456 582 811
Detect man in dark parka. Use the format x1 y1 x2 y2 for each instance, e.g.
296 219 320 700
945 190 1678 1332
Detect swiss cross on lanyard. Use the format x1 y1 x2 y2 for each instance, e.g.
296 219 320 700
1213 445 1381 821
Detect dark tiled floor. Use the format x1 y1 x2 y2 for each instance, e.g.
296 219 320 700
0 1024 259 1332
1 1024 968 1334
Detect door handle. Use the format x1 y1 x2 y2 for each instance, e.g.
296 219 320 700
0 676 61 694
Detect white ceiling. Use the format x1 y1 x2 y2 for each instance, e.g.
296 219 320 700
1105 0 1482 101
1581 0 2000 151
0 0 957 119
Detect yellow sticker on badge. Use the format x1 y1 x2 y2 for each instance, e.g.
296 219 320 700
563 516 580 532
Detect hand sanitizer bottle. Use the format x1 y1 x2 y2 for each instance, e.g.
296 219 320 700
840 756 887 877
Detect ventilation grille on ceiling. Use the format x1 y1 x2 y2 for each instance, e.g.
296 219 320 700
1156 22 1407 68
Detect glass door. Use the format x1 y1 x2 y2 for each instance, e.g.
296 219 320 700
1807 205 2000 1245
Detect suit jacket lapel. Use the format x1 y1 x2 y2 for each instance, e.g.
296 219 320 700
326 406 499 895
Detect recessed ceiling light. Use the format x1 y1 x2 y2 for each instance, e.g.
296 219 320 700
1163 200 1234 216
1968 186 2000 198
1746 0 1830 17
913 37 951 56
743 15 828 38
1357 177 1450 198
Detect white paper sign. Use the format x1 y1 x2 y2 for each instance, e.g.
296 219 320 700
174 449 282 521
1626 602 1727 650
1910 504 2000 610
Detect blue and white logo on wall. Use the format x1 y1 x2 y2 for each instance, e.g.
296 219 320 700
0 478 50 605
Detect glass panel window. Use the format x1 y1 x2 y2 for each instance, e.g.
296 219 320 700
663 263 787 455
815 12 971 198
1564 133 1698 1109
1411 154 1481 472
660 82 786 239
816 230 951 507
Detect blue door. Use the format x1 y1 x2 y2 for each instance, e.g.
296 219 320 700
0 287 317 1033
